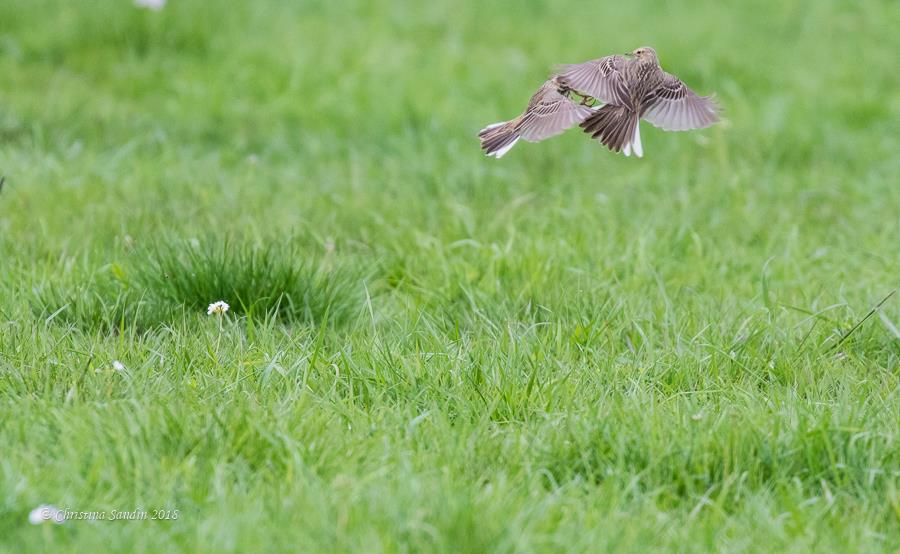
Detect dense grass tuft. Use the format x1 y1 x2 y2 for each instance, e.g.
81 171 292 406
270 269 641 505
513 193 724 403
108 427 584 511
31 237 366 331
135 236 365 326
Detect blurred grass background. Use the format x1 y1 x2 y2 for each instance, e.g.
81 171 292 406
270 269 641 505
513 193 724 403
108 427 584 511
0 0 899 552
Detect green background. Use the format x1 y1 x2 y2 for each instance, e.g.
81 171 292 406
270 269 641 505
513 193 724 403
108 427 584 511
1 0 898 551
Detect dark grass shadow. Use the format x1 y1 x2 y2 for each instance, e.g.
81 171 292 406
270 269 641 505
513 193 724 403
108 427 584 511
32 236 369 333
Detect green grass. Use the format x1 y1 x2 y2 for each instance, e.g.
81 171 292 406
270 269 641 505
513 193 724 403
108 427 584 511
32 235 366 332
1 0 899 551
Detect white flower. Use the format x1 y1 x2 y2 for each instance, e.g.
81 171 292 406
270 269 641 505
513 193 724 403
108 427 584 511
28 504 65 524
135 0 166 10
112 360 125 372
207 301 230 316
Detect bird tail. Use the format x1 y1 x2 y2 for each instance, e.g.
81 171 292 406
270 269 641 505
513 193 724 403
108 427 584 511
478 120 521 158
581 105 642 157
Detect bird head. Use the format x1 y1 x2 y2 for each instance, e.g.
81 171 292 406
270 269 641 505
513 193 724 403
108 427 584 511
629 46 659 65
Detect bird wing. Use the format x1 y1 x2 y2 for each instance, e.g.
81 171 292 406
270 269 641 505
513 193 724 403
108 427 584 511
641 72 719 131
515 81 595 142
555 56 629 105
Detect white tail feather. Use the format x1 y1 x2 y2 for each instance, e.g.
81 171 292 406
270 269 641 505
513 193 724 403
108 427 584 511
633 123 643 158
487 136 520 158
621 121 643 158
480 121 506 134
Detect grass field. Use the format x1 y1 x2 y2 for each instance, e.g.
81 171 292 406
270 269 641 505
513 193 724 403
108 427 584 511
1 0 899 551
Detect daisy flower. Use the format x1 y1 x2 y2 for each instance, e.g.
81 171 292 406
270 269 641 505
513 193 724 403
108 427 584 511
207 301 230 316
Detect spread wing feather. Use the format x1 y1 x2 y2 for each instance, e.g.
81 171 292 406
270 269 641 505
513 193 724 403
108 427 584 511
556 56 629 106
641 72 719 131
516 81 594 142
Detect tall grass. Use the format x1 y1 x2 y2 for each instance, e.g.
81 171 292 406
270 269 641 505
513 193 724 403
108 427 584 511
32 236 366 331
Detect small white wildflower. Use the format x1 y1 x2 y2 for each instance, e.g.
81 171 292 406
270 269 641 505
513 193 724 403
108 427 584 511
28 504 65 525
247 154 260 165
207 301 230 316
135 0 166 10
112 360 125 372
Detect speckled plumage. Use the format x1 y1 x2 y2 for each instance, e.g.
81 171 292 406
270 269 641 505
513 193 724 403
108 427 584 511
479 47 720 159
559 47 719 156
478 77 595 158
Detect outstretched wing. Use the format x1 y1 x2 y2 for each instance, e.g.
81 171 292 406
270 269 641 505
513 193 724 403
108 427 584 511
641 73 719 131
556 56 629 106
515 81 595 142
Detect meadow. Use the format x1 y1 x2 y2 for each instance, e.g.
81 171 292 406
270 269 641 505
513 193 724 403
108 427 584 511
0 0 898 551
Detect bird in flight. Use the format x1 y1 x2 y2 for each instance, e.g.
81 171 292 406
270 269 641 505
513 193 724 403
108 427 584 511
478 46 719 158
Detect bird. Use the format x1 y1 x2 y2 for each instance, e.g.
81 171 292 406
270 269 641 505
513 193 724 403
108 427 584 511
479 47 719 158
478 76 596 158
560 46 719 157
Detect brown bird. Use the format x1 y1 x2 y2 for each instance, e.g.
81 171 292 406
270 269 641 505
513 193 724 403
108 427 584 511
558 46 719 157
479 47 718 159
478 76 595 158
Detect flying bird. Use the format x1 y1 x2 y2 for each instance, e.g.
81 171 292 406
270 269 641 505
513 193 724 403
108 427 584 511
478 76 595 158
479 47 719 158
